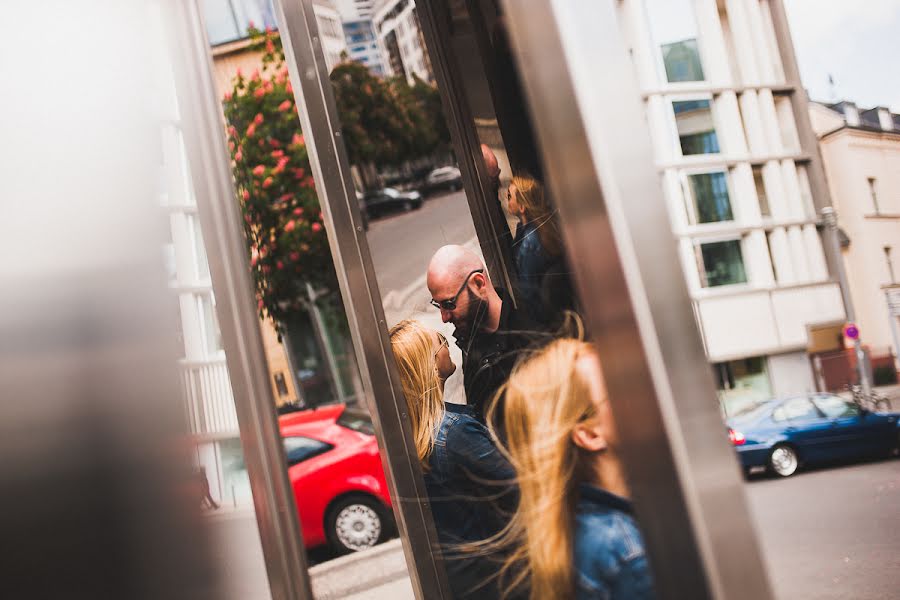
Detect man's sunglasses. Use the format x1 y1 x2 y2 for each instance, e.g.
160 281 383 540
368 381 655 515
430 269 484 311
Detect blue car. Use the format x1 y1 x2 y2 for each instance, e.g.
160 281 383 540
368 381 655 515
727 393 899 477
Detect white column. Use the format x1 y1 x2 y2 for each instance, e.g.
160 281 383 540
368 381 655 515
768 226 795 284
775 96 800 153
664 169 689 230
762 160 789 219
179 293 204 359
621 0 659 90
758 89 784 155
715 91 749 156
759 0 786 83
743 0 775 85
796 164 816 219
724 0 761 85
739 90 768 156
780 159 805 220
730 163 762 224
647 95 674 162
680 238 703 292
692 0 733 85
788 225 811 282
802 224 829 281
744 229 776 286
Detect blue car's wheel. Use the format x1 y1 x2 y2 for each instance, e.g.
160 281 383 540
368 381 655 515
768 444 799 477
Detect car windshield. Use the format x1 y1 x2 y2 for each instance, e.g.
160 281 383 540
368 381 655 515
337 407 375 435
729 399 773 421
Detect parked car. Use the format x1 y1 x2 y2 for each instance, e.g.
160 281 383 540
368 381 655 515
423 166 462 194
362 187 423 218
727 393 899 478
279 404 393 553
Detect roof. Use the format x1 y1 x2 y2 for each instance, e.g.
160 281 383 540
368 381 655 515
816 100 900 139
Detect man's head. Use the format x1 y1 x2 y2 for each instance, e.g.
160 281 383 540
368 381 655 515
481 144 501 194
427 245 499 336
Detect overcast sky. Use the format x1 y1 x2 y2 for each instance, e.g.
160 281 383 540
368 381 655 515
783 0 900 112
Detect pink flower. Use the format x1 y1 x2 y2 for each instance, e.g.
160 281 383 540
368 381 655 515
271 149 284 158
248 20 255 29
252 165 266 176
265 81 274 93
253 113 264 125
266 39 275 54
246 122 256 137
234 149 243 162
293 207 304 216
291 133 303 146
228 141 235 151
278 100 292 112
286 81 293 94
262 177 274 188
292 167 306 180
250 68 260 81
224 90 233 101
276 261 284 270
289 252 300 261
284 220 296 233
273 157 290 174
253 87 266 99
311 222 322 233
258 299 265 310
279 193 294 203
241 189 250 201
235 67 243 78
250 255 258 267
269 138 281 148
228 125 237 136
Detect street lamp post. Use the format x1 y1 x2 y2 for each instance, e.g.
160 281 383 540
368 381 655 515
821 206 872 394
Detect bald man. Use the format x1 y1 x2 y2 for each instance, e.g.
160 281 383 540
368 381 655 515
427 245 543 423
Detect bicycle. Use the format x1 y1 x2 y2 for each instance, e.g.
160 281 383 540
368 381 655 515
845 383 893 412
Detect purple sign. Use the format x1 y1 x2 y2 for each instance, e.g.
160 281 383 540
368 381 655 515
843 323 859 340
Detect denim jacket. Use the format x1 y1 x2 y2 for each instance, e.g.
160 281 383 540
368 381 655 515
425 403 517 599
574 484 656 600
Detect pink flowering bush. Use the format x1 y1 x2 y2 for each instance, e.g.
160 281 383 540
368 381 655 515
223 26 336 324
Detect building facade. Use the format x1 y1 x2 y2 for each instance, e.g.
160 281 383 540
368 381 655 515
617 0 845 413
334 0 386 75
809 100 900 381
372 0 433 84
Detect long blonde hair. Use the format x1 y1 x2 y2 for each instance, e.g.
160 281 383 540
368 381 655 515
487 338 599 599
388 320 445 469
510 174 562 258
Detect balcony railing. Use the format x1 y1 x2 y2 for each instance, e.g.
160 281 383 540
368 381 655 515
180 358 239 437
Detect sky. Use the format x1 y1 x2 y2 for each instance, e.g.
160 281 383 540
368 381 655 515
783 0 900 112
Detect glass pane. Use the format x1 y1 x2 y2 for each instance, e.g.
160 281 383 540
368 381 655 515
699 240 746 287
673 99 720 155
644 0 706 83
283 436 333 466
812 394 859 418
689 172 733 223
782 398 818 420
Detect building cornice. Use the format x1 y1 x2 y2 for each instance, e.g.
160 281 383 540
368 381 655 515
819 124 900 143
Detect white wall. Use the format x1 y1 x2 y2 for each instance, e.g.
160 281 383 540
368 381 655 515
768 351 816 397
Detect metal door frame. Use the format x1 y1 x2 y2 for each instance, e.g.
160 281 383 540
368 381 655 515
497 1 773 598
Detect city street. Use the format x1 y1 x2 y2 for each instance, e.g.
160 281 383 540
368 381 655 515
746 457 900 600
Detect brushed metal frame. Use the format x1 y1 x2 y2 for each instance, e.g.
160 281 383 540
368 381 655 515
271 0 452 598
499 1 774 598
162 2 314 600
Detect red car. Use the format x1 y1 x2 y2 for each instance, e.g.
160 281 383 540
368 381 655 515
279 403 393 553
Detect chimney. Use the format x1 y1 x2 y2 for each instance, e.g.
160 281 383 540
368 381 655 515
877 107 894 131
842 102 860 126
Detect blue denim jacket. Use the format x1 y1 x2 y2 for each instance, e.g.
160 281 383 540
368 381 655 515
425 403 517 599
574 484 656 600
513 221 553 310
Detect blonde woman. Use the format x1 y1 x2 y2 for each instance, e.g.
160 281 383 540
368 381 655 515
389 319 516 600
507 175 574 320
490 338 655 600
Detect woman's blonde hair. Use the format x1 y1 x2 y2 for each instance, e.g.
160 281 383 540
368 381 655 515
486 338 599 599
510 174 562 257
388 319 445 469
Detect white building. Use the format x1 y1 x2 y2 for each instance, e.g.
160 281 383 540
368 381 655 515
809 100 900 379
372 0 432 84
333 0 387 76
617 0 845 413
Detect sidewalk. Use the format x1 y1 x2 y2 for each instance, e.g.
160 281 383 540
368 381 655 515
310 539 412 600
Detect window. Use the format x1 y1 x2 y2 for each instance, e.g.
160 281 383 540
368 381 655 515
673 100 720 155
752 166 770 217
687 172 733 223
337 407 376 435
779 398 820 421
283 436 333 466
868 177 880 214
695 239 747 287
274 372 289 397
715 356 771 417
203 0 278 46
812 394 859 419
198 293 224 355
644 0 705 83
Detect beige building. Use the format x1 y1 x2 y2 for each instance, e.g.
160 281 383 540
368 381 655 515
809 100 900 380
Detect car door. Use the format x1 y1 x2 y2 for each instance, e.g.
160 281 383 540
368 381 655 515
779 397 832 463
812 394 895 457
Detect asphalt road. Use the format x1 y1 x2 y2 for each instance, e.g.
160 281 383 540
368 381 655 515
746 457 900 600
365 189 478 297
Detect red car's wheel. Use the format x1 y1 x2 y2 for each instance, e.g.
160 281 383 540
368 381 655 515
325 494 390 554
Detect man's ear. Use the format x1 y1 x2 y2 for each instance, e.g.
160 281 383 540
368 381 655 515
471 271 487 291
572 421 608 453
